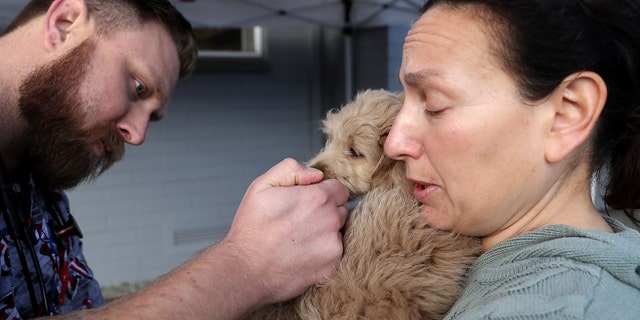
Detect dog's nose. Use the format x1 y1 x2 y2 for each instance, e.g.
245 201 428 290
308 163 326 173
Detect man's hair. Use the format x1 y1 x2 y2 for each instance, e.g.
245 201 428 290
5 0 197 78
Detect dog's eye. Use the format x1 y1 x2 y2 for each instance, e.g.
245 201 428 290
349 148 362 158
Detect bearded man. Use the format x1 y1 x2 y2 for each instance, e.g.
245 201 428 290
0 0 194 317
0 0 348 319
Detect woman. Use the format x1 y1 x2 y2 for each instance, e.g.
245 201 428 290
385 0 640 318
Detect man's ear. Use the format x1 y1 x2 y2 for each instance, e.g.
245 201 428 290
545 71 607 163
43 0 89 51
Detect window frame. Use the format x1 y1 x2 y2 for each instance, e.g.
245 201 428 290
196 26 265 59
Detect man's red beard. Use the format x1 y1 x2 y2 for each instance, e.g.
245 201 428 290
18 38 125 190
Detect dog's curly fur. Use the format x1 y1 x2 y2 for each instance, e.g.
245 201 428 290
250 89 481 320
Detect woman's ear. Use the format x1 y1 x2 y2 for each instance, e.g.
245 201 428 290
43 0 89 51
545 71 607 163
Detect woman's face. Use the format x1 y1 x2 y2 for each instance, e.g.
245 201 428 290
385 5 555 240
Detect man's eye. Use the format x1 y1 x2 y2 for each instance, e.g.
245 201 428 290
134 79 147 97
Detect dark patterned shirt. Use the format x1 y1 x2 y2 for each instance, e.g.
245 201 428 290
0 173 104 319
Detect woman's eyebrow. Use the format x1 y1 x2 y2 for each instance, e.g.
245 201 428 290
401 69 443 86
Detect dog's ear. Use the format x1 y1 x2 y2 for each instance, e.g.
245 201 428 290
379 109 398 138
377 95 403 144
370 155 396 189
370 155 410 191
378 133 389 148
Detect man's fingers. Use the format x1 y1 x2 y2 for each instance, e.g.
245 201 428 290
318 178 350 207
259 158 324 189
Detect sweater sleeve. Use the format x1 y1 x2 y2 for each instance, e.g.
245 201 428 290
445 258 640 320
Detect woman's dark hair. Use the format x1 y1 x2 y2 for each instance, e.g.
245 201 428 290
4 0 197 78
421 0 640 224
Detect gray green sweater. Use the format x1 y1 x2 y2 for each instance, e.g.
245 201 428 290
444 217 640 319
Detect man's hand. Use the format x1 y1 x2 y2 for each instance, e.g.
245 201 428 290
221 158 349 304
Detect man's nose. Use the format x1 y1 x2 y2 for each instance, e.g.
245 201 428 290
116 109 149 146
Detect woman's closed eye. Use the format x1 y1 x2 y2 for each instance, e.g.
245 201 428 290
424 103 448 117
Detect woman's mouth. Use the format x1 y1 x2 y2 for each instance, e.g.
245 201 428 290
413 182 438 202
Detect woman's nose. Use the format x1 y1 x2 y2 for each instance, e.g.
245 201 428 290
116 109 149 146
384 106 422 160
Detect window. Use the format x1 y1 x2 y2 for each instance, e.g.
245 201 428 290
194 26 264 59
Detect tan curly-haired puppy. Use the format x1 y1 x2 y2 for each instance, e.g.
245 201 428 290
250 89 481 320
